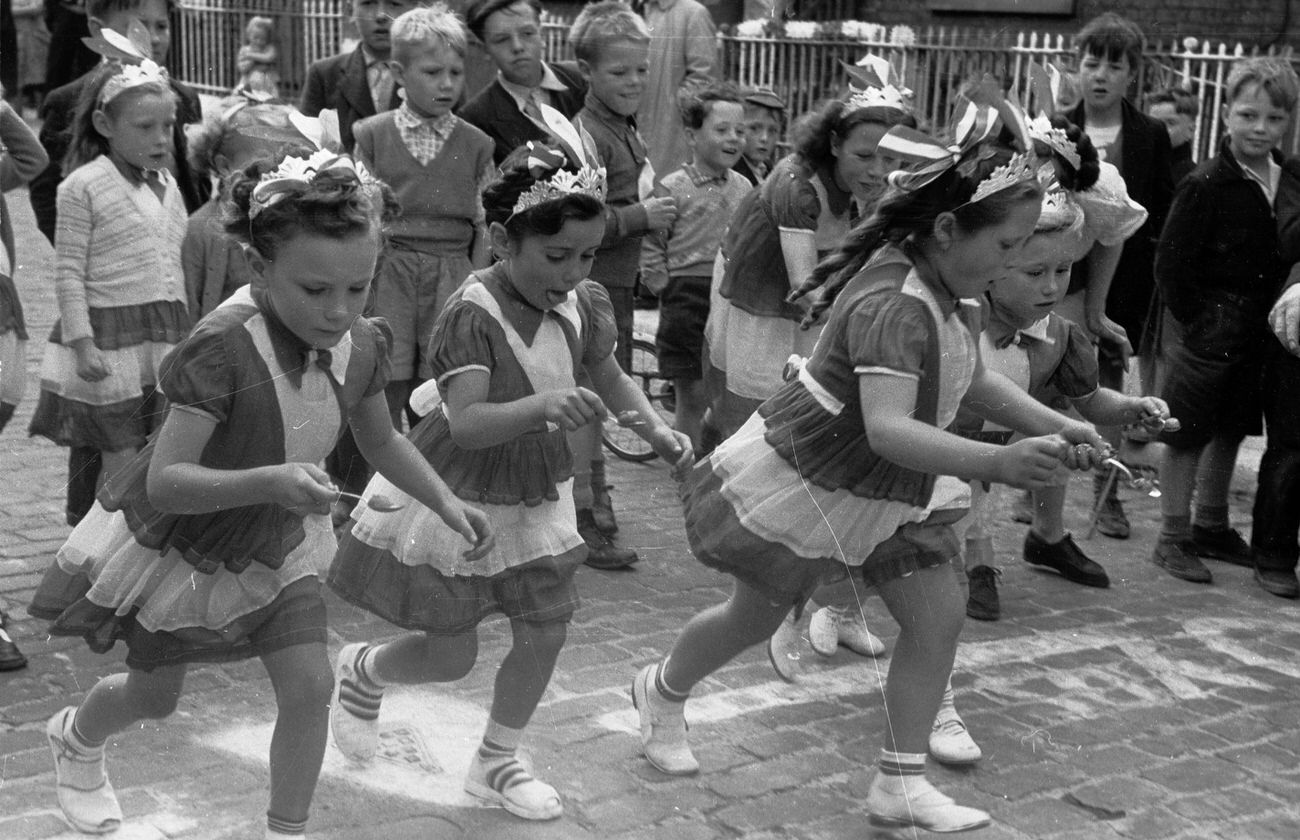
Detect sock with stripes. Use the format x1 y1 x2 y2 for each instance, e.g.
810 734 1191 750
266 813 307 838
874 749 927 795
338 645 385 722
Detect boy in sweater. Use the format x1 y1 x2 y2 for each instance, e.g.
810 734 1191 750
352 4 494 430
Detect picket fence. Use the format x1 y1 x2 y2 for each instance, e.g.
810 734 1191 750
172 1 1299 161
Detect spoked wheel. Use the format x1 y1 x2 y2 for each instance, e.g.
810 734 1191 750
602 337 675 462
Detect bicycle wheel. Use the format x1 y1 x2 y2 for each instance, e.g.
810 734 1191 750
602 337 675 462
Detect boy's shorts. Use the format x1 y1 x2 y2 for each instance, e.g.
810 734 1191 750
655 274 711 380
1159 296 1269 449
374 244 471 382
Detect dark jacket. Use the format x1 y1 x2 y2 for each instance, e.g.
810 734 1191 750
458 62 587 165
29 71 208 245
300 46 401 153
1066 98 1175 345
1156 137 1299 324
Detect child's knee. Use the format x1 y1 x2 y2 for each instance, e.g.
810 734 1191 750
278 662 335 712
423 632 478 681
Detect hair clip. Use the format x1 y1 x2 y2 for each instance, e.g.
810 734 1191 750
249 149 373 219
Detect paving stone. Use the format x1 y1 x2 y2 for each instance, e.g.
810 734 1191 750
1140 756 1250 793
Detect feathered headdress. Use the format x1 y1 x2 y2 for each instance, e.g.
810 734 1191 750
249 149 379 219
83 22 169 106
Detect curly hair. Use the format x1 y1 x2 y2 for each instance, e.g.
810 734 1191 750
223 151 399 259
789 141 1042 326
792 98 917 171
187 100 311 193
482 144 605 237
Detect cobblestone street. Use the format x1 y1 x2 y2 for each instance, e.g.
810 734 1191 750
3 186 1299 840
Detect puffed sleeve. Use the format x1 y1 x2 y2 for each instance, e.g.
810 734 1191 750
1048 319 1101 400
357 316 393 398
158 328 236 423
576 279 618 368
769 168 821 232
846 292 933 379
1076 161 1148 249
428 299 496 386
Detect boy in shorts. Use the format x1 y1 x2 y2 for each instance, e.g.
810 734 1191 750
1151 57 1300 586
642 83 752 451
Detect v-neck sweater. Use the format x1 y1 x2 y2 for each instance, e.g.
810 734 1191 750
353 111 494 251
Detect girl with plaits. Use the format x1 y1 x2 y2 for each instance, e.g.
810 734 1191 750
633 120 1106 833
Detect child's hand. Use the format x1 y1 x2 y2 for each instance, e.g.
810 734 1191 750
643 196 679 232
72 340 110 382
649 428 694 481
271 463 338 517
996 437 1074 490
1086 313 1133 367
1126 396 1172 430
438 502 495 563
542 387 607 431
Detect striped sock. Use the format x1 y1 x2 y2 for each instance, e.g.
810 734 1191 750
654 660 689 703
876 749 927 793
265 813 306 837
338 646 384 722
480 718 522 756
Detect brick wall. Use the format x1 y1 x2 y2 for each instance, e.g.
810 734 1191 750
853 0 1295 46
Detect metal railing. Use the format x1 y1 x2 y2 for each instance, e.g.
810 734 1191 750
173 1 1298 159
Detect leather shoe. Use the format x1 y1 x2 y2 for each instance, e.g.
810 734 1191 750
965 565 1001 620
1151 539 1212 583
1254 566 1300 599
1024 531 1110 588
578 509 638 570
0 611 27 672
1191 525 1252 567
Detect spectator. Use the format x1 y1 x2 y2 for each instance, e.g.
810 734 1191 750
300 0 426 152
636 0 716 180
459 0 587 165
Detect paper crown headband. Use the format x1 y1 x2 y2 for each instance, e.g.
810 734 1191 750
510 142 607 218
841 56 912 114
1026 63 1082 170
84 23 169 106
876 75 1037 204
249 150 377 219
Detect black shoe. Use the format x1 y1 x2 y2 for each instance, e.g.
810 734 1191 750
965 565 1001 621
1254 565 1300 599
590 486 618 536
0 612 28 672
578 509 638 570
1151 539 1212 584
1024 531 1110 588
1190 525 1252 567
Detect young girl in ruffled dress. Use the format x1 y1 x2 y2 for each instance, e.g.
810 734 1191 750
327 144 691 822
30 149 492 840
632 127 1106 834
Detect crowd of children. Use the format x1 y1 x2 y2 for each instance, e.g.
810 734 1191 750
6 1 1300 836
